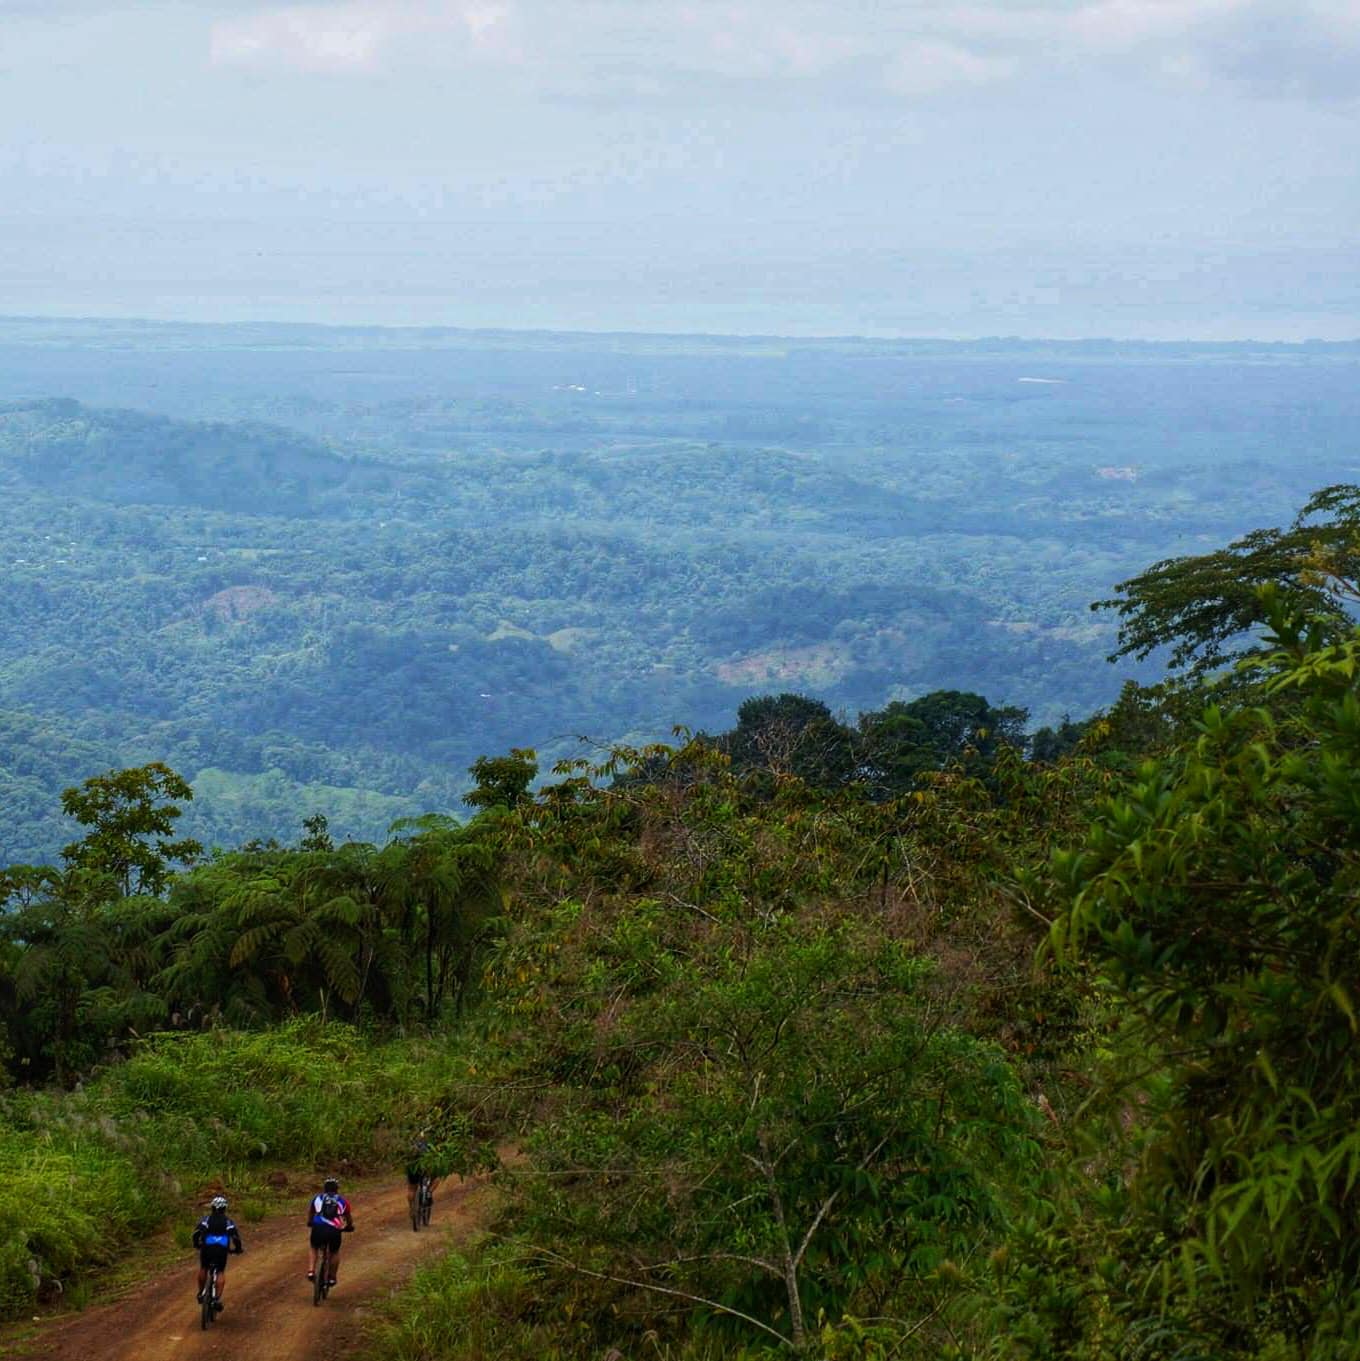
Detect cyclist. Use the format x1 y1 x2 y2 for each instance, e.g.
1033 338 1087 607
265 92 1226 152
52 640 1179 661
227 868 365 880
306 1177 353 1288
405 1136 440 1219
192 1195 243 1312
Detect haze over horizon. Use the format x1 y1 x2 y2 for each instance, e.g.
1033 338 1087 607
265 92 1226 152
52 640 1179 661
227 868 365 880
3 1 1359 339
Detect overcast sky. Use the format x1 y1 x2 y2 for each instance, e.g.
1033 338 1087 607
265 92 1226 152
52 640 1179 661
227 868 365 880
2 0 1358 338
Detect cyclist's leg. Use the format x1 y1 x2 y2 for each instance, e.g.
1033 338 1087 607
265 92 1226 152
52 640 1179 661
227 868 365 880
308 1225 324 1279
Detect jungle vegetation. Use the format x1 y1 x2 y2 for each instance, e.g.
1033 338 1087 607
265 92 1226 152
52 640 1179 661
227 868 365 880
2 321 1358 860
3 489 1360 1359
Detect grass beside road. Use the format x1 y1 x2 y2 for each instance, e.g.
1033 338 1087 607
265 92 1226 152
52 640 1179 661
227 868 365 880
0 1019 466 1318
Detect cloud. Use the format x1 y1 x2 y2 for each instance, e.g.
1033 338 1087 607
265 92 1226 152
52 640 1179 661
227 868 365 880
883 40 1017 97
209 0 512 73
1191 1 1360 101
211 4 390 71
21 0 1352 105
1057 0 1360 100
206 0 1027 99
1067 0 1243 53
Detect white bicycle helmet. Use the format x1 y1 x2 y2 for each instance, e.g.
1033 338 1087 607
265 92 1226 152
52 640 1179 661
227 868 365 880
210 1195 229 1212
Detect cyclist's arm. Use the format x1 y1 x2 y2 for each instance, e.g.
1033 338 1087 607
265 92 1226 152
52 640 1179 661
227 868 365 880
191 1224 204 1250
230 1226 244 1253
342 1203 354 1229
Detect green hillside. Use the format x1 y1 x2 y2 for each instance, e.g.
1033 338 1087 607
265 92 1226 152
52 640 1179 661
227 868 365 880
3 342 1358 862
4 493 1360 1358
0 398 370 512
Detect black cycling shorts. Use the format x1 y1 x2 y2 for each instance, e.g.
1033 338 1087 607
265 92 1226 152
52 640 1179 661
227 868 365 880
310 1224 344 1252
405 1168 424 1186
199 1246 230 1271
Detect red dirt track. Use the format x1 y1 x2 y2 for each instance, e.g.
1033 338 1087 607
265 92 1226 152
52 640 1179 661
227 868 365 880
11 1177 487 1361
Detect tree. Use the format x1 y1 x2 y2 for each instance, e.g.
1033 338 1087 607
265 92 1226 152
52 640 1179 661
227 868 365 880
378 816 504 1020
514 922 1036 1355
723 693 856 788
159 838 397 1026
0 865 168 1083
1028 713 1088 764
465 749 537 812
60 763 201 897
857 690 1028 797
1043 596 1360 1356
299 813 334 852
1094 482 1360 677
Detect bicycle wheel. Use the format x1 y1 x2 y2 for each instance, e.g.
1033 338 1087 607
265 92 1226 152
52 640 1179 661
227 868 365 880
410 1194 420 1232
201 1268 216 1330
421 1189 432 1227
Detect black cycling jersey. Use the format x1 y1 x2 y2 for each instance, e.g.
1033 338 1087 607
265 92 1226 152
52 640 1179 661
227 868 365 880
192 1211 242 1254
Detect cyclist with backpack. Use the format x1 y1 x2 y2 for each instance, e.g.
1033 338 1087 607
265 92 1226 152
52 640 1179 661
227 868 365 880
306 1177 353 1288
193 1195 243 1311
405 1136 441 1220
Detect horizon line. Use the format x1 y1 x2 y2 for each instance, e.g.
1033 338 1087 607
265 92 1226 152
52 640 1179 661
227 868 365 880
2 311 1358 350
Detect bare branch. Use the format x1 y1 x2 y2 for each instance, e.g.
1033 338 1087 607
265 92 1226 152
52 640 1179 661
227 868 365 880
793 1126 900 1271
638 1252 782 1278
524 1243 793 1348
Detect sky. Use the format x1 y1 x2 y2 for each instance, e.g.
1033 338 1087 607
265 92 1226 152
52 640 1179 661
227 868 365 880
1 0 1358 338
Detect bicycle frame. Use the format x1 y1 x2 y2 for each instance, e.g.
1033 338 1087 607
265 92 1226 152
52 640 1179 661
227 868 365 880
201 1264 219 1330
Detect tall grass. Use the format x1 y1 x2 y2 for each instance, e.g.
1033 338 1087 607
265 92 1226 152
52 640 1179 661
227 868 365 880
364 1246 551 1361
0 1019 464 1316
363 1242 780 1361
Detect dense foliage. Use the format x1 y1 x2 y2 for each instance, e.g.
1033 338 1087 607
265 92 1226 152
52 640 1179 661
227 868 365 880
365 506 1360 1359
2 330 1359 1358
2 321 1358 860
0 1020 464 1317
1012 598 1360 1360
0 767 508 1086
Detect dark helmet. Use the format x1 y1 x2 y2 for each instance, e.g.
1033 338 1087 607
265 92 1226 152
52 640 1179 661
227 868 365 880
323 1177 340 1193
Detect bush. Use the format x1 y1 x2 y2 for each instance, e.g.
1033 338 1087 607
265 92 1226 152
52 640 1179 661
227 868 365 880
0 1019 467 1316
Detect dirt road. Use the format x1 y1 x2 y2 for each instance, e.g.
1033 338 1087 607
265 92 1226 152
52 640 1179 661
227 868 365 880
12 1177 487 1360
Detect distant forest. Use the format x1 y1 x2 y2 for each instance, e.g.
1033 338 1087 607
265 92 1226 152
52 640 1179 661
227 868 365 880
1 319 1358 858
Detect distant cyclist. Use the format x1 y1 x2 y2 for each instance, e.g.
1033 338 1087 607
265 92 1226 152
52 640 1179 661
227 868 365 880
405 1137 441 1218
306 1177 353 1288
193 1195 243 1312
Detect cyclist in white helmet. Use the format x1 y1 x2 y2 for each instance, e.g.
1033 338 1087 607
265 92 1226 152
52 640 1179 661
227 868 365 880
192 1195 243 1311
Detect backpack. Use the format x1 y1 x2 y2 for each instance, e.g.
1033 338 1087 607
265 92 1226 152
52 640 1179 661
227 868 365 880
320 1194 341 1221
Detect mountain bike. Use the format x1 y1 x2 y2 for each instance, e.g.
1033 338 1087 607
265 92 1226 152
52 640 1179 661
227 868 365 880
410 1174 433 1231
312 1226 351 1305
201 1264 221 1330
312 1242 332 1306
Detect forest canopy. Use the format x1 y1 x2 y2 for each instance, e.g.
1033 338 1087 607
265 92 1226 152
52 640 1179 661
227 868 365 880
1 327 1357 859
3 488 1360 1359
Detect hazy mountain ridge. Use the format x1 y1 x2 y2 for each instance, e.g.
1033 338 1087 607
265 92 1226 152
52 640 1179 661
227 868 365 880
1 324 1357 860
0 398 393 514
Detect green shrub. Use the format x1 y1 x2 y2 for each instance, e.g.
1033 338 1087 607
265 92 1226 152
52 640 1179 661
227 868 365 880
0 1019 468 1316
366 1245 568 1361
